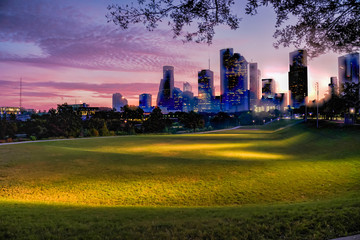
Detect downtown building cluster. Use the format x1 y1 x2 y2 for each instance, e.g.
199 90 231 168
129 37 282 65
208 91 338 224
1 51 359 120
112 49 359 114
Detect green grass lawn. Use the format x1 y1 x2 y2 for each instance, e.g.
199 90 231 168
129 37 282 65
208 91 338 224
0 120 359 239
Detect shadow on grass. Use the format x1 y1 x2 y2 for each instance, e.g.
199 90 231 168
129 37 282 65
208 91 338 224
0 193 359 240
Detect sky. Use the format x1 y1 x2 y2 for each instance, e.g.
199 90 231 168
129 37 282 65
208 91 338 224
0 0 342 110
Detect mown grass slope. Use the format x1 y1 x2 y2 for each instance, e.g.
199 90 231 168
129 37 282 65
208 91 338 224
0 120 359 239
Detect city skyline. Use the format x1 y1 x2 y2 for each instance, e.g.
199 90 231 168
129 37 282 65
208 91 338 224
0 0 350 110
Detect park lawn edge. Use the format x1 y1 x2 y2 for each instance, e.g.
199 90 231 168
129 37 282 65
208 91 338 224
0 192 359 239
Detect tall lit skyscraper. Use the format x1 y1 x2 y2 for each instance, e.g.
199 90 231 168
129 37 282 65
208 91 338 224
182 81 194 112
157 66 175 108
112 93 128 112
172 87 183 111
338 53 359 92
139 93 152 112
249 62 261 110
220 48 249 112
220 48 234 100
198 69 214 112
288 49 308 108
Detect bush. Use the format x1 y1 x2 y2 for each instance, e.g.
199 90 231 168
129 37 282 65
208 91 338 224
90 128 99 137
83 129 90 137
29 136 37 141
99 122 110 136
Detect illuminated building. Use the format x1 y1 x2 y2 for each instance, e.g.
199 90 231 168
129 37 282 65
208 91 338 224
249 63 261 110
262 78 276 99
182 91 194 112
220 48 249 112
157 66 175 108
182 82 194 112
198 69 214 112
68 103 99 119
212 96 221 112
0 107 21 119
112 93 128 112
172 87 183 111
338 53 359 92
288 49 308 108
139 93 152 112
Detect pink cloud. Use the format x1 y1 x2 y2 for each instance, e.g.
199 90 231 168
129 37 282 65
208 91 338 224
0 0 206 74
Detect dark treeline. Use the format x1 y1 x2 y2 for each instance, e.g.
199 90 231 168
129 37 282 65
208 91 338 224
0 104 281 142
1 83 359 142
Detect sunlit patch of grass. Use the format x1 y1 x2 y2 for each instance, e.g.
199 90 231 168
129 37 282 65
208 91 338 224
61 143 255 158
207 150 288 160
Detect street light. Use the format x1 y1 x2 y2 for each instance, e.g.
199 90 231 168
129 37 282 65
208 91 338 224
350 108 355 124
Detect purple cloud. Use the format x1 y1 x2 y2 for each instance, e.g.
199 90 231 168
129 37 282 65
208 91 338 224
0 0 203 73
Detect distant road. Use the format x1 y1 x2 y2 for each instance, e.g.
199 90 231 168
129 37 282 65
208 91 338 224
330 234 360 240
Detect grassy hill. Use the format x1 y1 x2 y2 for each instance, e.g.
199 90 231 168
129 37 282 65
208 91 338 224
0 120 359 239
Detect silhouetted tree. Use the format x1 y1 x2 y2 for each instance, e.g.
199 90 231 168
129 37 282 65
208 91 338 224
239 111 252 125
322 95 345 120
179 111 204 132
210 112 231 129
107 0 359 57
341 82 360 112
0 114 17 140
121 105 144 121
48 104 82 137
143 107 167 132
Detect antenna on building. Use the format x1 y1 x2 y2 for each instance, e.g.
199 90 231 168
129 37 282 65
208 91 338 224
20 77 22 110
208 58 211 70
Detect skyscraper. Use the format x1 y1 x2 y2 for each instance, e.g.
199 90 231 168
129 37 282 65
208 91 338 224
183 82 192 92
338 53 359 92
198 69 214 112
262 78 276 99
112 93 128 112
182 81 194 112
157 66 175 108
182 91 194 112
220 48 249 112
139 93 152 112
172 87 183 111
329 77 338 96
288 49 308 108
249 62 261 110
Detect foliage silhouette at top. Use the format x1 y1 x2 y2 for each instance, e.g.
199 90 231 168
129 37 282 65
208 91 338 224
107 0 359 57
